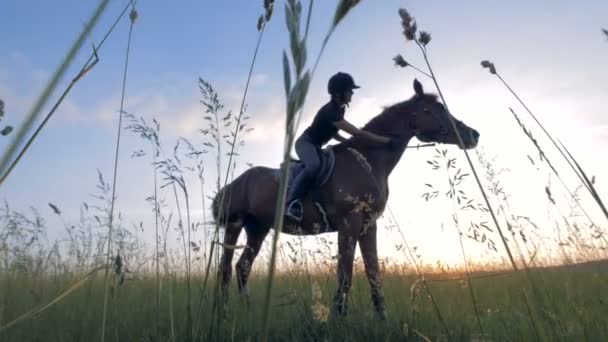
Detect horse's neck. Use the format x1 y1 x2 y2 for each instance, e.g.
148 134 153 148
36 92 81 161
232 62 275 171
338 104 415 178
364 137 411 177
343 133 414 180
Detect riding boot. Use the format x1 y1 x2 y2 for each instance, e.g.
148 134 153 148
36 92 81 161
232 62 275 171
285 172 313 222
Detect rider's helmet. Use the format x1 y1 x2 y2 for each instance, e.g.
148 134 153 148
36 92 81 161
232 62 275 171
327 72 361 95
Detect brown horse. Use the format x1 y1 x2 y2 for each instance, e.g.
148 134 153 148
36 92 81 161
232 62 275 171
211 79 479 318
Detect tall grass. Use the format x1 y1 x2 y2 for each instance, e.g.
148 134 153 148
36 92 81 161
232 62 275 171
101 6 138 341
2 2 608 341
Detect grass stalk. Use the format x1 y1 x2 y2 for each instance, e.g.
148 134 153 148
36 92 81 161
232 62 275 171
482 62 607 222
385 206 450 336
508 107 604 241
101 7 137 340
396 7 553 339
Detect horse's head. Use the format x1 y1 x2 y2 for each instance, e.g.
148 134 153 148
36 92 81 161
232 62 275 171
406 79 479 149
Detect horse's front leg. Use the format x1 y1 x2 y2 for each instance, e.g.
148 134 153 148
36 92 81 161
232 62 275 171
333 221 358 317
359 221 387 320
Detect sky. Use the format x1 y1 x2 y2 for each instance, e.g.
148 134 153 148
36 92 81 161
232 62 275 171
1 0 607 270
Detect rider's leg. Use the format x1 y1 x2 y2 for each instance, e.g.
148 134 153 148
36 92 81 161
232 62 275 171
285 133 321 220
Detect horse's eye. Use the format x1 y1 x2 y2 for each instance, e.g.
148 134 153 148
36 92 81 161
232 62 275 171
423 108 432 115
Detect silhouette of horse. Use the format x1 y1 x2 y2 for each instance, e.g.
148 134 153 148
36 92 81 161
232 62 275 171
212 79 479 318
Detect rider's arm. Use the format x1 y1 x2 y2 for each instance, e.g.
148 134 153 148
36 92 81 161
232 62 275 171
333 119 391 145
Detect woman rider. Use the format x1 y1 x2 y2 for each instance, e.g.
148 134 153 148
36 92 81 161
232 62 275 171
285 72 399 221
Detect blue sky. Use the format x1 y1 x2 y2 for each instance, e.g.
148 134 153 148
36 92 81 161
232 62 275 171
1 0 607 267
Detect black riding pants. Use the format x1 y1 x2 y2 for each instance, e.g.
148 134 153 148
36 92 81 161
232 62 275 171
286 132 321 204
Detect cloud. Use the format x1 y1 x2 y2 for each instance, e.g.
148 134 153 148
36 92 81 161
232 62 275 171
246 96 285 144
251 73 269 86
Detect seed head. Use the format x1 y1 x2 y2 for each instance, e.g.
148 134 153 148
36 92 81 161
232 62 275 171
264 0 274 21
257 15 265 31
405 22 417 41
398 8 412 25
418 31 431 46
129 8 138 23
48 203 61 215
1 126 12 136
603 28 608 40
333 0 361 27
399 8 417 41
481 60 497 75
393 54 409 68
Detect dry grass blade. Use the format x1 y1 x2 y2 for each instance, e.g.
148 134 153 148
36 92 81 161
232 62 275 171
0 265 105 333
482 59 606 230
0 0 109 184
559 141 608 221
0 0 133 187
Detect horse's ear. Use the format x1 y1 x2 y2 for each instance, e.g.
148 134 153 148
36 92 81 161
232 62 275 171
413 79 424 97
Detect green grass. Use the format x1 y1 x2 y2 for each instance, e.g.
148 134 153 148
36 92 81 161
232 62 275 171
2 262 607 341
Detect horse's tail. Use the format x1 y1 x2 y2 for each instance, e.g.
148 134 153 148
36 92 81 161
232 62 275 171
211 185 229 227
211 169 251 227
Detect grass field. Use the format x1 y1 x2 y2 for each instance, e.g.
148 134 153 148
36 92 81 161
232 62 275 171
2 1 607 341
2 261 608 341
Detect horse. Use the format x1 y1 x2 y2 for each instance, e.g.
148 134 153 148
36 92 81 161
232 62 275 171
211 79 480 319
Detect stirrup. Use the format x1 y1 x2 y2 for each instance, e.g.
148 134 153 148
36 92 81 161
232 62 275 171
285 200 303 222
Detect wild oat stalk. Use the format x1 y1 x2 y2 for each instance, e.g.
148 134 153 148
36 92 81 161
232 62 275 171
395 7 555 339
101 6 137 341
393 54 432 78
481 60 608 223
396 6 520 277
156 140 194 340
199 2 269 331
123 112 162 340
194 77 254 339
508 107 605 244
425 148 486 333
384 206 450 336
559 142 608 228
0 0 109 186
195 78 226 309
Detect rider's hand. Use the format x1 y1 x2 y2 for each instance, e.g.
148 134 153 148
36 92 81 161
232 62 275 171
387 137 404 149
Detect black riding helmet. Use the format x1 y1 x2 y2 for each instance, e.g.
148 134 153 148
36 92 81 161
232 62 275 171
327 72 361 95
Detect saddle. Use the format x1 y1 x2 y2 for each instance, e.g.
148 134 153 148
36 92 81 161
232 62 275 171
284 146 336 188
273 147 337 232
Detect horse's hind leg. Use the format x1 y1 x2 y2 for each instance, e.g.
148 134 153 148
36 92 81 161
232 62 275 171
236 221 270 305
219 220 243 303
